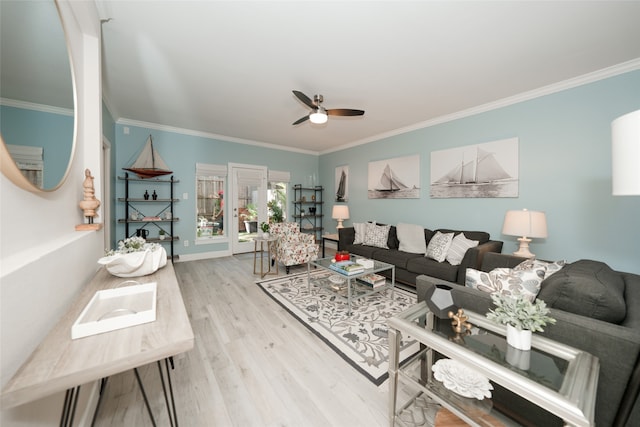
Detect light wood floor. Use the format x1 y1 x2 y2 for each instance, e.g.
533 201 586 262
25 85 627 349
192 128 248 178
92 253 395 427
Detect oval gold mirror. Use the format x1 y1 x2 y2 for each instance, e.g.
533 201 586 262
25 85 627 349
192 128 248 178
0 0 77 193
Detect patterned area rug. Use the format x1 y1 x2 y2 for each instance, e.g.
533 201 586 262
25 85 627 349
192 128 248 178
256 269 420 385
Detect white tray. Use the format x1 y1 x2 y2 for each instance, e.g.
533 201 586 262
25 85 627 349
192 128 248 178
71 282 157 339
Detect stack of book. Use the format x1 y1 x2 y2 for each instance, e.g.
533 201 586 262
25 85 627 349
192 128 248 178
329 261 365 275
357 273 387 288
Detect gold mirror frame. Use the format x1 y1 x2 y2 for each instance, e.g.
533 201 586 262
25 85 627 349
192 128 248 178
0 0 78 193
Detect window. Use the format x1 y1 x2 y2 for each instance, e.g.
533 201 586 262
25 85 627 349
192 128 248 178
196 163 227 240
267 170 290 224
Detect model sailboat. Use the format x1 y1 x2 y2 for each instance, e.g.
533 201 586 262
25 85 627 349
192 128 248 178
376 164 409 192
123 135 172 179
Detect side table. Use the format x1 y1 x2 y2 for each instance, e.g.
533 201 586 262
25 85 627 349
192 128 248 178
321 233 339 258
253 236 278 278
388 302 599 427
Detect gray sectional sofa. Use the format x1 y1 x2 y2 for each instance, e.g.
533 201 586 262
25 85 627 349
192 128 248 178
337 224 503 287
416 253 640 426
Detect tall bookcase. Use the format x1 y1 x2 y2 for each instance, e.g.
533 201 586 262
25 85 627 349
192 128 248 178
118 173 179 260
292 184 323 241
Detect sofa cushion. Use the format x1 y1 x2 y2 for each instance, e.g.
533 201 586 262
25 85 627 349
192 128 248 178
353 222 368 244
374 249 423 270
387 225 399 250
397 223 427 254
425 231 454 262
347 244 379 259
445 233 479 266
363 223 391 248
436 229 490 245
538 260 627 324
515 258 566 278
466 266 545 302
406 257 459 282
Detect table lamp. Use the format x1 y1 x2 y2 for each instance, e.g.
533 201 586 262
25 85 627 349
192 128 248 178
502 209 547 258
332 205 350 231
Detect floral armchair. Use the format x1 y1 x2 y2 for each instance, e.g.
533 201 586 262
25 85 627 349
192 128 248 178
269 222 319 273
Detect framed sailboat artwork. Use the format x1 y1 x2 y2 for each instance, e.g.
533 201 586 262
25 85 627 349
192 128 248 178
430 138 519 198
335 165 349 202
368 155 420 199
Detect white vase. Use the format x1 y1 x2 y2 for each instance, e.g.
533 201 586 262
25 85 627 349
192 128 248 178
262 232 270 239
506 324 532 351
506 345 531 370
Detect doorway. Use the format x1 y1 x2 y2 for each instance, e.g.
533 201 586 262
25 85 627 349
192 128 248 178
229 163 267 254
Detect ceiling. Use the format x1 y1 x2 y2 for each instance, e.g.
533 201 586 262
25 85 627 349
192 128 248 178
96 1 640 154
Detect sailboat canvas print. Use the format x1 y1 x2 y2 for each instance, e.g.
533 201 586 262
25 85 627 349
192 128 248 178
335 165 349 202
430 138 518 198
368 155 420 199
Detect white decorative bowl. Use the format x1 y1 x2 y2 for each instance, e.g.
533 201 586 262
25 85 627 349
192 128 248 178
98 247 167 278
432 358 493 400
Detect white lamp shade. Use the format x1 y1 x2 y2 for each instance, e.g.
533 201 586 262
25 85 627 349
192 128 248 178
612 109 640 196
332 205 350 220
502 209 547 238
309 110 328 124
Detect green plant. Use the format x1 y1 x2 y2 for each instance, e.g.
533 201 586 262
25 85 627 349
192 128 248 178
268 200 284 223
105 236 160 256
260 222 270 232
159 229 166 235
486 293 556 332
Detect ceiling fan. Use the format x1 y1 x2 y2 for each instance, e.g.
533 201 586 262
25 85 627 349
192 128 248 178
292 90 364 125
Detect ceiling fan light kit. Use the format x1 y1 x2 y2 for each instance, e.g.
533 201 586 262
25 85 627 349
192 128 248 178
292 90 364 125
309 109 328 124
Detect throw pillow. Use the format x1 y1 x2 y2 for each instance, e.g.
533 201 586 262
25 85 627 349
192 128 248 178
445 233 479 266
363 223 391 249
466 266 546 302
515 259 566 278
397 223 427 254
425 231 454 263
353 222 368 244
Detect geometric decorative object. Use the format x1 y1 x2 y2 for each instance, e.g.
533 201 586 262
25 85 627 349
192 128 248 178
424 284 457 319
612 109 640 196
501 209 548 259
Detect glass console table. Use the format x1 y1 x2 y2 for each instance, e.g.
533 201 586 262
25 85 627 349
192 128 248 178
388 301 599 426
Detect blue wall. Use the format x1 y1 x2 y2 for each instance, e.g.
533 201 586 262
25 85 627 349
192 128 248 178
112 124 318 256
319 71 640 274
0 105 73 188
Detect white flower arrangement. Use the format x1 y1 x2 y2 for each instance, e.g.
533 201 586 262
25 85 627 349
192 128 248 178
486 293 556 332
105 236 160 256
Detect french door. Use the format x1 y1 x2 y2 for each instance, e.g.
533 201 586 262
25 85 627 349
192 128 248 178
229 163 267 254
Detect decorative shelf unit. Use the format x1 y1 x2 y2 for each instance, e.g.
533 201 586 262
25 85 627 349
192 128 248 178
118 173 179 260
292 184 323 242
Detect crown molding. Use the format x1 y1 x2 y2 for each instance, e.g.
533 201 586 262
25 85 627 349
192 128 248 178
321 58 640 154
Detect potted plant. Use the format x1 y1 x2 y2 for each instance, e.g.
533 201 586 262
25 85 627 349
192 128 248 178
98 236 167 277
241 203 258 233
159 229 166 240
260 222 270 238
486 293 556 350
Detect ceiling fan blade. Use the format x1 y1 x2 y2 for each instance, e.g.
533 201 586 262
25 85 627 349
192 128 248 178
327 108 365 117
292 115 310 125
292 90 316 109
